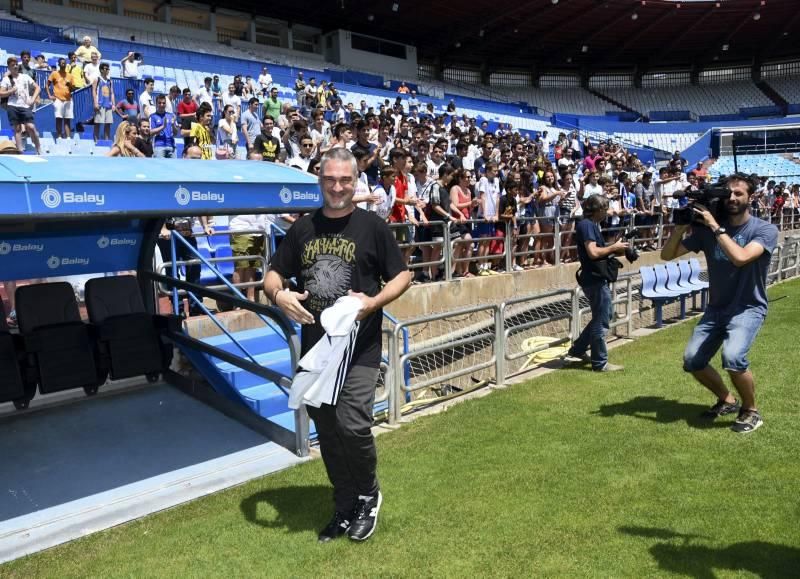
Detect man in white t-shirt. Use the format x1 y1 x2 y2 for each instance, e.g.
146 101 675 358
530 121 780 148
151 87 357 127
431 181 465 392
195 77 213 109
221 83 241 119
257 66 272 96
426 143 445 180
83 52 101 86
0 56 42 154
476 162 500 274
139 77 155 120
121 51 143 79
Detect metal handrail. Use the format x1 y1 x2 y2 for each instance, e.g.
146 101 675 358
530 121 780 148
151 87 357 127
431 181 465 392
166 232 301 391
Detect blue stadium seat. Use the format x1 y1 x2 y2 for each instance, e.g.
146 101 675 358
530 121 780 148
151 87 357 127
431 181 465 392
640 265 683 328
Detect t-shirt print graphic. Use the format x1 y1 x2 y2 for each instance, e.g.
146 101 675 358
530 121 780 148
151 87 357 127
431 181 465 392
301 235 355 312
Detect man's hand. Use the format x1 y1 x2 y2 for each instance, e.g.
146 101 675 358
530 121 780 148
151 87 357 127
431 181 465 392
609 239 630 256
348 290 378 321
693 204 719 230
204 226 215 236
274 289 315 325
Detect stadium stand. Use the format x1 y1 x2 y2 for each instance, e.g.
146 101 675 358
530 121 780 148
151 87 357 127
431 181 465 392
708 154 800 180
600 82 774 118
765 76 800 106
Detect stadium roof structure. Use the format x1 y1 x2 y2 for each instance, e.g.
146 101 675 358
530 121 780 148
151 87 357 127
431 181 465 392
219 0 800 73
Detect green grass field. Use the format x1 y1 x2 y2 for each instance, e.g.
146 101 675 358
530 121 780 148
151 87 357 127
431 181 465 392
5 280 800 578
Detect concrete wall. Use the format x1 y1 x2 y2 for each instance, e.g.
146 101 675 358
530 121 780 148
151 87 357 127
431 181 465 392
324 29 417 79
23 0 219 42
385 250 697 321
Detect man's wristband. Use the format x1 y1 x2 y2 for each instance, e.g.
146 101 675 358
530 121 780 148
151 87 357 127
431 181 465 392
271 287 284 304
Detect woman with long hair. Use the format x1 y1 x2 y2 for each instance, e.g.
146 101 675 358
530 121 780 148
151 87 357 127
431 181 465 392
216 104 238 158
107 121 144 157
535 170 561 265
449 169 476 277
558 169 579 263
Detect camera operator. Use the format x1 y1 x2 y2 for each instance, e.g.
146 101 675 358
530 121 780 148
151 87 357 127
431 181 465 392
562 194 631 372
661 172 778 434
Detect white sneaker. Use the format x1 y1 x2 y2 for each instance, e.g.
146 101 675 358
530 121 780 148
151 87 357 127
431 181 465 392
512 264 523 272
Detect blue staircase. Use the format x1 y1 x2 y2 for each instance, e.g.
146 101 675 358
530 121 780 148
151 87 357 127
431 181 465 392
189 326 316 440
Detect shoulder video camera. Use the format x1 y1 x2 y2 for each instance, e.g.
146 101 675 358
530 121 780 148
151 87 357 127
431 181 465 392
673 179 730 226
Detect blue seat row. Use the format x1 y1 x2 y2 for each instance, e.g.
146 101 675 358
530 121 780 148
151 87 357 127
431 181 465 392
640 258 708 328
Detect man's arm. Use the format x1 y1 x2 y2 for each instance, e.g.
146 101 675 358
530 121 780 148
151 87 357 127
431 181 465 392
660 224 691 261
349 270 413 321
694 208 769 267
585 239 629 260
199 216 214 236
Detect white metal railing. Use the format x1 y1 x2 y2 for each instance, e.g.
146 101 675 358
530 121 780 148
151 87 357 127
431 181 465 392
388 211 675 281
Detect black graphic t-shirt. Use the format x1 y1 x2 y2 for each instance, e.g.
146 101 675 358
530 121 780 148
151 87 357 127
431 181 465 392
253 134 281 162
270 207 407 368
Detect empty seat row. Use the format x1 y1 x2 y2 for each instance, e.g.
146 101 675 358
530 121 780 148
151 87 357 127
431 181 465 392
0 276 177 410
640 258 708 328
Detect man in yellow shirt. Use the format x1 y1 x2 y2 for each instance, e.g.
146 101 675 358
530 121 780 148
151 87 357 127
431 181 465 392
181 103 214 160
65 51 85 89
74 36 101 64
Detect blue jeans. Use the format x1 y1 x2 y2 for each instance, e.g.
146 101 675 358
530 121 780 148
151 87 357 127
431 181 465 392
683 307 765 373
154 146 175 158
570 282 613 370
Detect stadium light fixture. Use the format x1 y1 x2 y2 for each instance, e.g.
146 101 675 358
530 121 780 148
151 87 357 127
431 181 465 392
753 12 761 20
479 28 485 37
722 43 729 51
551 0 559 4
392 3 399 12
455 41 461 48
631 12 639 20
581 45 588 53
367 13 374 21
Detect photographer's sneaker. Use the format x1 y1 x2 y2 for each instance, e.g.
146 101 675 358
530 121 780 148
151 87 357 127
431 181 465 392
700 397 740 420
731 409 763 434
594 363 624 372
348 492 382 542
561 351 590 365
318 511 352 543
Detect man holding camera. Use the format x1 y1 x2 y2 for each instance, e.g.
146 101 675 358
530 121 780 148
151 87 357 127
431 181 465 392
563 194 631 372
661 173 778 434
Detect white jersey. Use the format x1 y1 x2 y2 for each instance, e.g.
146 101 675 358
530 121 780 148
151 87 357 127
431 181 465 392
289 296 362 409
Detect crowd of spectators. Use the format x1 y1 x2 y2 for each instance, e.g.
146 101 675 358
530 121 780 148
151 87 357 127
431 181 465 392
3 36 800 304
